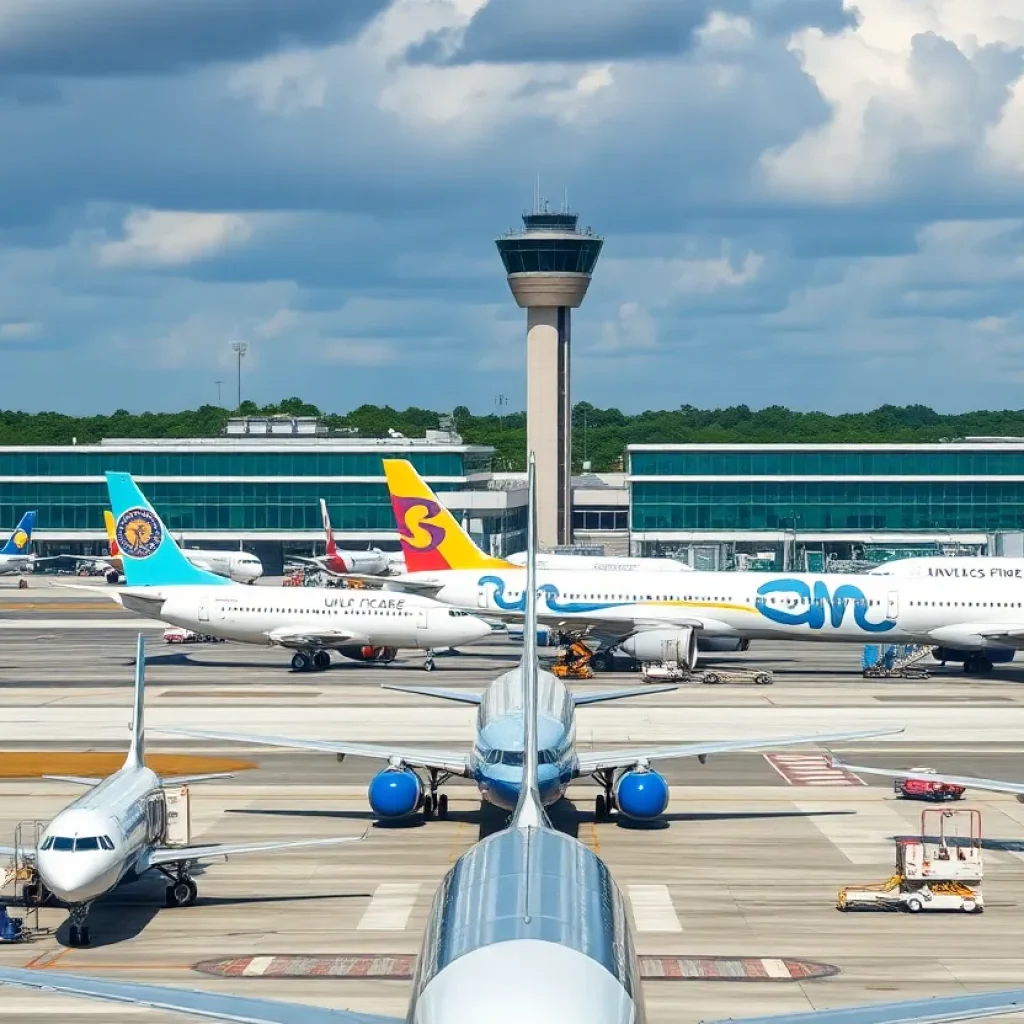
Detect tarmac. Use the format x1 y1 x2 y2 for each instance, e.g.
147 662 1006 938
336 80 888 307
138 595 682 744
2 579 1024 1022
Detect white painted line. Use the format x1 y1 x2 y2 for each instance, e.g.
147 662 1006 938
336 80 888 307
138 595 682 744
628 884 682 933
357 882 421 931
793 800 911 864
242 957 273 977
761 958 791 979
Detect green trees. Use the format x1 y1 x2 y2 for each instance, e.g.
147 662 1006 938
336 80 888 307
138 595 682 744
0 401 1019 471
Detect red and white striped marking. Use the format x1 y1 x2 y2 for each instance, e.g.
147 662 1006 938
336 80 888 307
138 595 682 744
765 753 865 786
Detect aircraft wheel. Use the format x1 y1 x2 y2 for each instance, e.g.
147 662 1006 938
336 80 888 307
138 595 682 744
437 794 449 820
906 897 923 913
79 926 90 946
423 795 435 818
291 652 312 672
68 925 79 946
168 881 194 907
313 650 331 670
595 794 607 821
590 651 613 673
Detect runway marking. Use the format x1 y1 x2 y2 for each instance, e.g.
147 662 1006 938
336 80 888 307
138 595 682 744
242 956 275 976
765 753 865 787
627 884 682 932
589 821 600 854
356 882 421 930
792 799 910 864
447 821 467 865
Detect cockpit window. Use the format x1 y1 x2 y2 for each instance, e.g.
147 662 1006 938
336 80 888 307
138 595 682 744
74 837 100 851
100 835 114 851
51 837 74 851
40 836 54 851
500 751 524 767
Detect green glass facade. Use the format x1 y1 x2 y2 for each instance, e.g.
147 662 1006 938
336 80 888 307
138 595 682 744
631 481 1024 532
0 450 485 478
631 449 1024 477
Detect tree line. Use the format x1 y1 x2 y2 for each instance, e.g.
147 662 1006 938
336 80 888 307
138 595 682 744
0 399 1017 472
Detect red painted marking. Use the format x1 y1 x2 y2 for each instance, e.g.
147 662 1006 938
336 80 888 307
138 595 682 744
745 960 768 978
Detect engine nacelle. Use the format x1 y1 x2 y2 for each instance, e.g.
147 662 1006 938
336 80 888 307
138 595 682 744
615 768 669 820
932 647 1015 665
698 636 749 653
338 645 398 663
618 628 697 668
368 768 422 818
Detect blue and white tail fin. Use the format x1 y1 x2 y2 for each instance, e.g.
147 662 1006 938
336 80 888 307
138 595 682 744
125 634 146 770
1 511 36 555
105 473 229 587
511 452 549 831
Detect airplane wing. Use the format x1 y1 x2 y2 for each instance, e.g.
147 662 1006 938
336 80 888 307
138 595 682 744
829 757 1024 796
701 988 1024 1024
571 684 677 706
143 832 366 869
0 967 400 1024
576 727 905 775
156 727 472 777
162 772 236 785
42 775 103 786
0 845 17 858
381 683 482 705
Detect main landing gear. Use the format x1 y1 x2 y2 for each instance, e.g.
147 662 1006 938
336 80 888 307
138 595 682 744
157 864 198 908
593 769 617 821
424 650 436 673
291 649 331 672
422 768 452 820
963 654 994 674
67 903 92 947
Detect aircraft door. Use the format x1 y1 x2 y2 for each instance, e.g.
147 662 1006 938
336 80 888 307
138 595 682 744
198 604 209 622
476 585 488 609
146 794 166 844
887 591 899 619
416 607 429 630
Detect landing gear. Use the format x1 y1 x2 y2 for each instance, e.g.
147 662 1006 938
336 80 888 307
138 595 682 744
67 903 92 947
964 654 994 674
158 864 198 907
593 769 617 821
590 650 614 673
421 768 452 819
292 650 330 672
424 650 436 672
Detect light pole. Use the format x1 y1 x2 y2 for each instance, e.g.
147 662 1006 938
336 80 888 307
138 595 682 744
231 341 247 410
215 380 223 405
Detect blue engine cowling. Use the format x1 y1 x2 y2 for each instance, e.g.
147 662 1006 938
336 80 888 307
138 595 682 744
615 769 669 820
933 647 1015 664
368 768 423 818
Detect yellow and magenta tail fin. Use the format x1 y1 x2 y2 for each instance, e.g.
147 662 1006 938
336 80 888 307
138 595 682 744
103 510 119 557
383 459 515 573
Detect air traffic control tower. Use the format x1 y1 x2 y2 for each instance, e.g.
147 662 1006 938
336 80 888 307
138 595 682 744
496 206 603 548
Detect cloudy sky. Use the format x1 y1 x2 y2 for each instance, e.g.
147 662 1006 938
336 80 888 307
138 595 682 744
2 0 1024 416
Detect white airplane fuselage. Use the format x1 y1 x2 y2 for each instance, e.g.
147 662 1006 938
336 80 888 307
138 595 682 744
121 584 491 651
869 556 1024 582
37 765 162 906
506 552 690 573
182 549 263 583
385 567 1024 651
0 552 34 575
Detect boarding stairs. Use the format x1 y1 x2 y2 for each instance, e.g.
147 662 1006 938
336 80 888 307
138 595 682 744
862 643 933 679
0 821 51 941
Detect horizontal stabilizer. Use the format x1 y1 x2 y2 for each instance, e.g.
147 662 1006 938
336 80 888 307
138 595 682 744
381 684 482 705
572 684 677 706
42 775 102 786
0 966 400 1024
161 772 236 786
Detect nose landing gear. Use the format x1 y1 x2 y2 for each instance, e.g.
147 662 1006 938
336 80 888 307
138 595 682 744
66 903 92 947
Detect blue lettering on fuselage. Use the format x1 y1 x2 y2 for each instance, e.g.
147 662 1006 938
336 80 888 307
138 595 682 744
756 579 895 633
476 576 621 614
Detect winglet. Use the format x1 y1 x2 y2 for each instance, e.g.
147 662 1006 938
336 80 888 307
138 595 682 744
512 452 548 831
382 459 514 573
125 633 146 770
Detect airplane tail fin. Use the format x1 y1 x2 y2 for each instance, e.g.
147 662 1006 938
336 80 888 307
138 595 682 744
512 452 548 830
105 473 229 587
320 498 338 556
1 511 36 555
125 633 146 769
103 510 120 557
382 459 514 573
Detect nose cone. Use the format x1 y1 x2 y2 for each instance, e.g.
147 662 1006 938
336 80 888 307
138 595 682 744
461 615 493 645
37 849 120 905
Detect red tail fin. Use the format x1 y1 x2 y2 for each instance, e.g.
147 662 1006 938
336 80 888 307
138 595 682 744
320 499 337 556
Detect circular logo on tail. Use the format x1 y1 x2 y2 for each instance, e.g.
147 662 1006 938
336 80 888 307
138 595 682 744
116 508 162 559
11 529 28 550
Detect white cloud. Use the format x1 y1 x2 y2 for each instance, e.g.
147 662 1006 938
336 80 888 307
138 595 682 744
227 51 329 116
594 301 658 353
675 245 764 293
97 210 254 268
0 321 40 339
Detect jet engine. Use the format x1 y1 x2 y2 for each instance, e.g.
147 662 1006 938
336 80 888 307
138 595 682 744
614 767 669 820
932 647 1014 665
338 645 399 663
618 627 697 668
698 636 749 653
368 767 422 818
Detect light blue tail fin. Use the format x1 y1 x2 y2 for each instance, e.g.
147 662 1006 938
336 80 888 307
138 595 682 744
125 634 146 769
1 511 36 554
105 472 229 587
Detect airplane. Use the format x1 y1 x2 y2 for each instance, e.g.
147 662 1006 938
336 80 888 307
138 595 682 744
90 472 491 673
73 510 263 585
369 459 1024 675
288 498 395 577
0 459 1020 1024
0 634 364 948
0 510 46 575
159 457 900 824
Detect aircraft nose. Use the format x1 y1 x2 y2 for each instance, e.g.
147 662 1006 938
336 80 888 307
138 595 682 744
38 851 116 904
463 616 492 644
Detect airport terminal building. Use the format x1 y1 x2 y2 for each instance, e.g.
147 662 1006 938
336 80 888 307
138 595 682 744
13 422 1024 572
